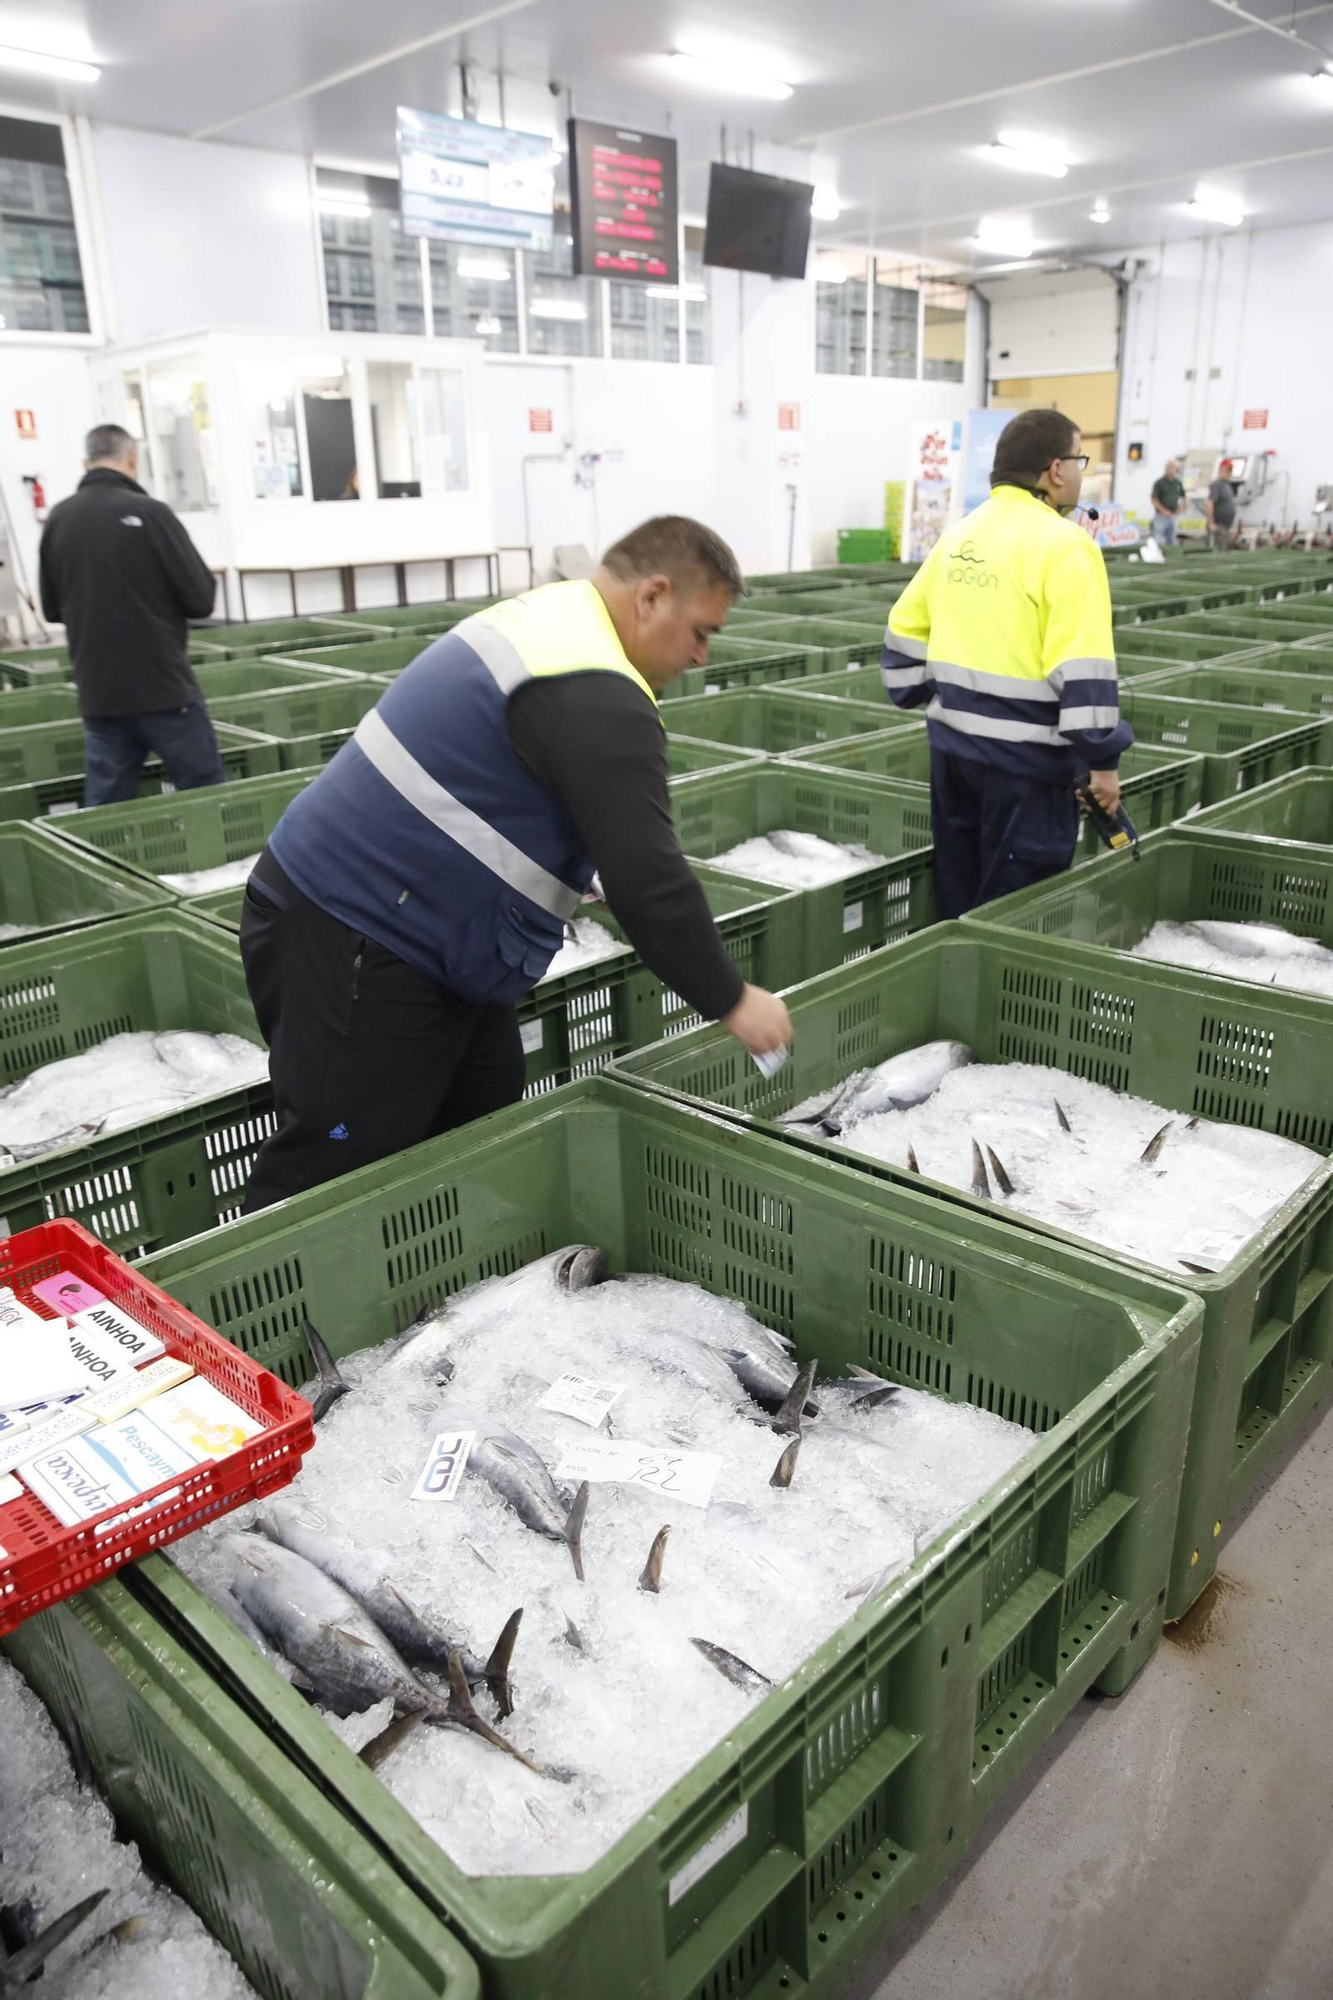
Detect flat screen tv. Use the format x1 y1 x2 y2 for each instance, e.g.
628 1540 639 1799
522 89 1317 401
702 162 813 279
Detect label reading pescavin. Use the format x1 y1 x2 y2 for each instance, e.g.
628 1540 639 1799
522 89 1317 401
412 1429 475 1503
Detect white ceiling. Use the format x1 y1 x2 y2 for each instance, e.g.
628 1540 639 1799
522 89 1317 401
4 0 1333 268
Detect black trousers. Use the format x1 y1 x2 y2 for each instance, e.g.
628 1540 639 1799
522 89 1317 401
83 701 225 806
239 859 526 1211
929 744 1080 920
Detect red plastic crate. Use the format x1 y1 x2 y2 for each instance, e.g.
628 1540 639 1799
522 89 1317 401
0 1220 314 1635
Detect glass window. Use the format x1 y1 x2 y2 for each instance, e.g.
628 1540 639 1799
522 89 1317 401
923 278 967 381
301 361 360 502
610 271 679 362
684 226 709 366
317 174 423 335
147 355 217 512
522 223 603 357
0 115 89 335
427 241 519 352
815 252 867 376
871 261 919 379
367 360 421 498
414 367 470 495
237 361 304 500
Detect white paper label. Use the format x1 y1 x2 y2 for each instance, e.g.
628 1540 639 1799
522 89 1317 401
1231 1185 1289 1223
22 1434 140 1526
842 899 864 934
0 1473 22 1504
79 1356 195 1426
1177 1228 1247 1273
538 1374 626 1428
412 1429 475 1502
751 1046 789 1080
520 1019 544 1056
0 1404 95 1478
71 1302 165 1368
553 1437 721 1508
149 1379 261 1461
668 1804 749 1906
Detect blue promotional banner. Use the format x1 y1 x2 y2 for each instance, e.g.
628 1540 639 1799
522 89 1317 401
960 409 1010 516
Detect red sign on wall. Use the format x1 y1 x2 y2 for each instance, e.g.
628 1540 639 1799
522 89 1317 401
1242 408 1268 430
778 403 801 431
14 408 36 441
529 408 554 433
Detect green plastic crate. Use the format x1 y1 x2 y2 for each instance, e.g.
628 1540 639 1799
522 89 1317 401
41 768 313 897
0 680 80 723
0 638 228 678
206 615 391 652
715 618 887 674
669 761 936 966
767 662 890 702
1138 662 1333 717
660 644 828 701
192 655 364 697
837 529 891 563
0 722 282 822
1119 688 1333 801
662 687 897 753
270 635 446 679
742 569 850 592
1265 641 1333 673
664 735 767 776
132 1074 1200 2000
1113 629 1277 664
207 678 382 743
320 598 496 633
783 733 1204 854
1248 597 1333 628
740 592 895 619
0 821 172 941
0 654 65 688
1162 611 1333 646
609 925 1333 1622
1185 767 1333 852
1110 595 1201 624
3 1578 480 2000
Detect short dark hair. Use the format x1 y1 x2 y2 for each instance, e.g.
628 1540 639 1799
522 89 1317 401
85 423 136 465
991 409 1080 489
600 516 743 597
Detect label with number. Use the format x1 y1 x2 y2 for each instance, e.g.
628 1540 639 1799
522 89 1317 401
842 899 864 934
411 1429 475 1502
1230 1185 1289 1223
538 1374 625 1428
554 1436 721 1508
519 1019 544 1056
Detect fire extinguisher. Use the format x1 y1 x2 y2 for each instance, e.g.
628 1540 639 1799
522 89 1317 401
22 474 47 524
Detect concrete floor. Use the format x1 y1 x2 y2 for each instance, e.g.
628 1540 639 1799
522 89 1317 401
848 1402 1333 2000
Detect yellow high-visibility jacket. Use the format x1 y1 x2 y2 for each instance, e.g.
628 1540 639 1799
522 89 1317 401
883 484 1131 778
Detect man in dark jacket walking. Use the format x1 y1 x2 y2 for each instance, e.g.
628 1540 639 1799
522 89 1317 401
38 423 225 805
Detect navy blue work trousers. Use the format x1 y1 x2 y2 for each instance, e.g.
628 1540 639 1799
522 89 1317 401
82 701 225 807
929 745 1080 919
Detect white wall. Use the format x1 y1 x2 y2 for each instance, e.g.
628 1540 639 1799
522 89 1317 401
1116 221 1333 529
90 125 322 343
0 345 97 609
987 275 1119 380
806 373 973 558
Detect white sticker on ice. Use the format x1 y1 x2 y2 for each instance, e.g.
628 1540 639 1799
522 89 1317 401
520 1020 544 1057
538 1374 626 1429
411 1429 475 1502
1177 1228 1246 1273
553 1437 721 1508
1231 1185 1289 1223
668 1804 749 1906
842 899 864 934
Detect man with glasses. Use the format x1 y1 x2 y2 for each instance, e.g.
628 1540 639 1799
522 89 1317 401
881 408 1130 917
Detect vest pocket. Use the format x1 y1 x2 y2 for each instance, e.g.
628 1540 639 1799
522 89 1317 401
496 903 562 984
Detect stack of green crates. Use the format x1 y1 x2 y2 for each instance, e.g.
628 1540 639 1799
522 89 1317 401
837 528 892 563
206 680 382 769
0 820 171 942
608 923 1333 1622
82 1072 1202 1999
1114 629 1276 665
1119 687 1333 800
663 686 905 755
0 719 280 821
1137 661 1333 717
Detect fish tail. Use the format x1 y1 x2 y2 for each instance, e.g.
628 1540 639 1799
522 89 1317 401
302 1315 351 1423
565 1480 590 1581
360 1708 428 1769
773 1357 817 1437
444 1651 561 1779
638 1525 670 1593
1054 1099 1072 1133
905 1141 920 1175
970 1138 991 1199
985 1145 1015 1196
770 1438 800 1489
0 1890 107 1986
484 1608 524 1718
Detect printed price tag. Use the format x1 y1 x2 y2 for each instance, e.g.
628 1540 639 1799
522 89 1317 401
1231 1185 1289 1223
538 1373 625 1428
520 1020 544 1057
842 899 864 934
553 1437 721 1508
1178 1228 1246 1273
412 1429 475 1502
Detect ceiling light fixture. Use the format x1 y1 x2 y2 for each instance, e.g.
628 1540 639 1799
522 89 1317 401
989 132 1069 179
646 284 707 300
665 49 794 101
529 298 589 321
1089 199 1111 224
0 43 99 83
974 215 1035 258
456 256 513 281
811 185 841 221
1188 187 1246 226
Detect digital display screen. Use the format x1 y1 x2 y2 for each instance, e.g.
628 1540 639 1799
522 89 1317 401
568 118 679 284
397 107 556 251
703 162 813 280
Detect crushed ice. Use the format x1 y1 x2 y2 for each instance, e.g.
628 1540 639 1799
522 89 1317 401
0 1030 268 1167
1131 918 1333 1002
707 829 888 887
159 854 260 896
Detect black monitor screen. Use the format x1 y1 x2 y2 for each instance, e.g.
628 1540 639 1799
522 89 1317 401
568 117 678 284
702 163 813 279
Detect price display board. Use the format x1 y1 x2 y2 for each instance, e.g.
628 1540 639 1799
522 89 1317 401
568 117 678 284
397 106 556 251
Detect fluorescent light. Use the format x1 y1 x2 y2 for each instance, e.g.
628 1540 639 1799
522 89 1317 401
811 185 841 222
297 355 348 379
974 215 1035 258
665 49 794 100
646 284 707 300
989 133 1069 179
1311 67 1333 91
474 314 504 337
1189 187 1245 226
456 256 513 281
318 196 372 219
1090 200 1111 225
0 44 99 83
529 299 589 321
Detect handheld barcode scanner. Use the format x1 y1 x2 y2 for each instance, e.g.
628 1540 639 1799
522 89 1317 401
1075 776 1140 859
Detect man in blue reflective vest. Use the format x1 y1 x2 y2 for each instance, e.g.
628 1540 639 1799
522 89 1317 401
883 408 1131 918
239 517 793 1209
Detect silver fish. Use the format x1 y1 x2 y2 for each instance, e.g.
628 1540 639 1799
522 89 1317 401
255 1497 522 1713
441 1410 589 1576
690 1638 774 1693
1054 1099 1072 1134
781 1040 973 1136
0 1891 108 1993
1141 1120 1173 1165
